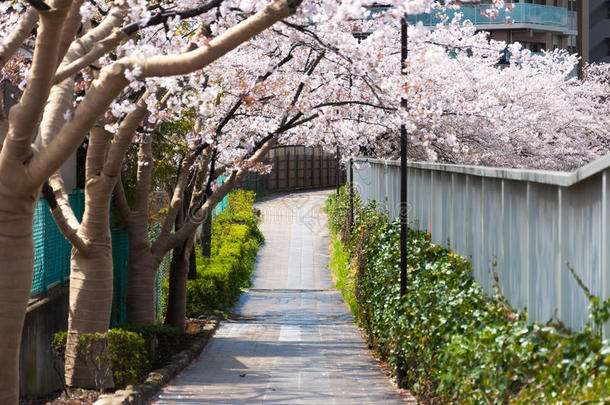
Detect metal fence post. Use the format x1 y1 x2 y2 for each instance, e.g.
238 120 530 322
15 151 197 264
294 148 299 188
286 149 291 189
336 145 340 198
349 158 354 229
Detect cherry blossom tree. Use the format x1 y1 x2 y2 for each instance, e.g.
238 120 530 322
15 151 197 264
1 0 607 399
114 23 400 329
0 0 304 398
354 5 610 170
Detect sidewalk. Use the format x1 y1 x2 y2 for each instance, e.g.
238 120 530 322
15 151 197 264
153 189 407 404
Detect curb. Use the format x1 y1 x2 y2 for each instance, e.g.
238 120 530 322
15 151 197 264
94 318 220 405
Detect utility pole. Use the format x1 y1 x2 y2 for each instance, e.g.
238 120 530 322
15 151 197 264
349 158 354 229
400 15 408 299
336 144 340 198
397 12 409 386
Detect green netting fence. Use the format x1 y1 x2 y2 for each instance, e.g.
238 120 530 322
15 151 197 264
32 189 132 325
32 190 85 296
33 184 230 324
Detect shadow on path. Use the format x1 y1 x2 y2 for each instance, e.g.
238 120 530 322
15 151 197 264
153 190 407 404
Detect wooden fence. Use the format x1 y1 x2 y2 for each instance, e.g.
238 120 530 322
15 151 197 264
239 145 346 194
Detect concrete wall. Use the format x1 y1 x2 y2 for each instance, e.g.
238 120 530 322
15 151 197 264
19 285 69 397
351 155 610 332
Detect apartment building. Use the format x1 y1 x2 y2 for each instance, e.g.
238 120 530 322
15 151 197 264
406 0 587 62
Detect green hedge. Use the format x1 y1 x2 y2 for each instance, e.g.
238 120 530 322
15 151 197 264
118 323 181 370
185 190 264 317
52 328 151 388
326 185 610 403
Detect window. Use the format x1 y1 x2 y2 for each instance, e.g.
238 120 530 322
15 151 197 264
568 0 576 11
522 42 545 52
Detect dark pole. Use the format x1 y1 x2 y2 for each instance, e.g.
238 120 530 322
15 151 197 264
398 11 409 386
335 144 340 198
400 15 408 298
349 158 354 229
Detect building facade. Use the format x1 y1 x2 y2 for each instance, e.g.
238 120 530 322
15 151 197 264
589 0 610 63
406 0 588 62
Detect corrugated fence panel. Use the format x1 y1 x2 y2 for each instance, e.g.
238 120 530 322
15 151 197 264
351 157 610 332
560 176 603 330
527 182 560 324
502 179 529 312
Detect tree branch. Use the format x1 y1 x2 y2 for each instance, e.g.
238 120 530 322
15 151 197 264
0 9 38 70
26 0 50 11
122 0 225 36
140 0 302 78
113 176 132 223
55 0 86 68
313 100 396 111
159 144 208 238
0 4 71 186
157 136 277 254
134 137 153 215
42 177 90 254
28 0 302 188
278 50 324 129
53 6 127 84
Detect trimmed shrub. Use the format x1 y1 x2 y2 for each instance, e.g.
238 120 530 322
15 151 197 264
119 323 180 369
185 190 263 316
327 184 610 403
52 328 149 389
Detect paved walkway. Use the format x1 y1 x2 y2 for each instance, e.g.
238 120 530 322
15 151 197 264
154 189 406 404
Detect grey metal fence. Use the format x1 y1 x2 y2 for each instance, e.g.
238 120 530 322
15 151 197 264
351 156 610 333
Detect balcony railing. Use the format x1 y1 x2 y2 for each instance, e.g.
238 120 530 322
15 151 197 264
406 4 568 28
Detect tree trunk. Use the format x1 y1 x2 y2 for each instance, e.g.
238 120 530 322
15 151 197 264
126 242 160 325
200 213 212 258
64 245 114 388
188 243 197 280
164 235 194 331
64 179 114 388
0 187 38 404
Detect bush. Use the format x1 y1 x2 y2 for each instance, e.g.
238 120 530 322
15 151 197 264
327 185 610 403
119 323 180 369
52 328 149 389
185 190 263 316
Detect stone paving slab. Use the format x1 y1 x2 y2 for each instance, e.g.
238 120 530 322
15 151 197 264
153 189 406 404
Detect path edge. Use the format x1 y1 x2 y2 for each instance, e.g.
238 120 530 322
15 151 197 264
94 317 220 405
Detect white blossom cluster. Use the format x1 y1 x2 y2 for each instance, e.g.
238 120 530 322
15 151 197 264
1 0 609 175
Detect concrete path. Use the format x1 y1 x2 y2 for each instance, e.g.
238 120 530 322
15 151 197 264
153 189 406 404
